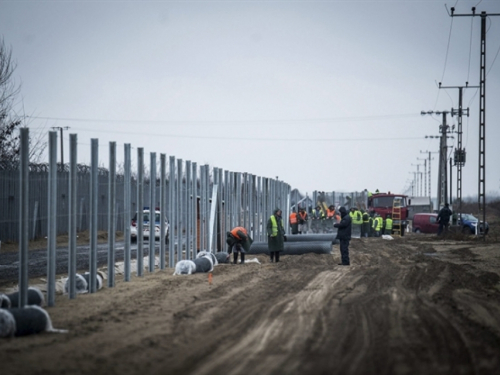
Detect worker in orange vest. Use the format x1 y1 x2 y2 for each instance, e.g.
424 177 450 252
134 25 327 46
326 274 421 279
226 226 253 264
289 208 299 235
326 205 336 220
298 208 308 234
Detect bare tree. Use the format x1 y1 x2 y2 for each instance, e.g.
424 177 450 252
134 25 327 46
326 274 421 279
0 37 22 162
0 37 46 164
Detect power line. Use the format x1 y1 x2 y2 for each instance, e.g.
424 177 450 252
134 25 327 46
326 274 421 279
51 126 425 143
432 11 455 112
26 113 420 126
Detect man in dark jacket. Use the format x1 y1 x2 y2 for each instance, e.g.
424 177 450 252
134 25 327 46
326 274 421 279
226 226 253 264
267 208 285 263
334 206 352 266
437 203 452 236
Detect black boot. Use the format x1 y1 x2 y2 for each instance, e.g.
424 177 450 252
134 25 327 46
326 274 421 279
240 253 245 264
275 252 280 263
233 252 238 264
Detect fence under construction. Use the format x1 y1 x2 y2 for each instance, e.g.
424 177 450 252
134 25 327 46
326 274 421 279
2 128 369 308
6 129 292 307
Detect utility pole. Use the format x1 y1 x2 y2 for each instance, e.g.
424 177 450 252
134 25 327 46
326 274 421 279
411 163 423 196
417 157 427 197
422 111 452 209
51 126 69 171
420 150 437 198
449 156 453 206
438 82 477 224
449 6 500 239
438 111 449 208
408 172 417 196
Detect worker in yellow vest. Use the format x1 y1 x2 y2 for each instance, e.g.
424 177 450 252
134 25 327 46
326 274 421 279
368 212 375 237
349 207 363 237
384 215 393 235
267 208 286 263
373 214 383 237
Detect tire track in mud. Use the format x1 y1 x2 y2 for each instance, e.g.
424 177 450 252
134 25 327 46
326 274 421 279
164 240 500 375
161 255 338 375
363 238 500 374
2 237 500 375
177 269 347 375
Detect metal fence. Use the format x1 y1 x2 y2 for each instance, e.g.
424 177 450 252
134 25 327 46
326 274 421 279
4 129 294 306
0 155 292 247
3 129 371 307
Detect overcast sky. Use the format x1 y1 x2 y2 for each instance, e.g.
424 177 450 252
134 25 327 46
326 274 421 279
1 0 499 199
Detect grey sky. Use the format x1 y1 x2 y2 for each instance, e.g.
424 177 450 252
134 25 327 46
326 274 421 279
1 0 499 198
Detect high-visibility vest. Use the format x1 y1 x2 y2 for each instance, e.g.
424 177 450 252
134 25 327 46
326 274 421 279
351 210 362 224
326 209 335 218
362 213 369 223
385 218 393 231
355 210 363 224
289 212 298 225
230 226 247 240
375 217 383 231
270 215 282 237
299 211 308 222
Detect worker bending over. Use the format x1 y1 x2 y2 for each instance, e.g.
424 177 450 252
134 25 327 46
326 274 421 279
226 226 253 264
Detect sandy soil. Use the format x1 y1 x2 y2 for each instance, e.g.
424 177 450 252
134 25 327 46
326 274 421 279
1 233 500 375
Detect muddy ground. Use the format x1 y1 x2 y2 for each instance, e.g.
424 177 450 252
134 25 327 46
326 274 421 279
1 232 500 375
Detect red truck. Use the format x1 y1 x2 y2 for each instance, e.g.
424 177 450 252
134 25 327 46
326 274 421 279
368 192 410 236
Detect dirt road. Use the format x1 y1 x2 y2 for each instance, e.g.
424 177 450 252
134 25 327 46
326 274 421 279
1 234 500 375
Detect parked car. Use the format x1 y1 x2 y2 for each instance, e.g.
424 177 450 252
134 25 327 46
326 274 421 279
457 213 489 235
412 213 439 234
130 207 169 243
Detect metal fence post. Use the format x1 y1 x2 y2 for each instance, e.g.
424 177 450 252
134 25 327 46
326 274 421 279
107 142 116 287
124 144 131 281
192 162 198 257
68 134 78 298
47 131 57 306
18 128 30 307
89 138 98 293
160 154 166 269
185 160 192 260
149 152 156 273
168 156 175 267
137 148 144 277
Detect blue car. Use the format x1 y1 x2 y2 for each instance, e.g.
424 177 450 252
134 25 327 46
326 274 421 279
457 213 489 235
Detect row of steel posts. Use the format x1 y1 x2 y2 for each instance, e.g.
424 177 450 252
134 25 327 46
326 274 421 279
16 129 291 307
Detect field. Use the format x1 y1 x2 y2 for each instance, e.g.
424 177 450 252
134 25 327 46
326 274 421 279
1 224 500 375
